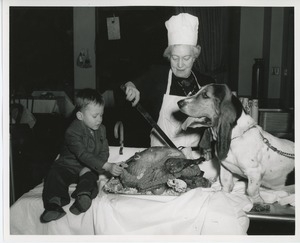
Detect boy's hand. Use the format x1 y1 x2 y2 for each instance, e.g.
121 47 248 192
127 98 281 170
103 162 127 176
117 162 128 169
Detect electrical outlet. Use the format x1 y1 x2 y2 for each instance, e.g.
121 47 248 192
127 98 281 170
271 67 280 75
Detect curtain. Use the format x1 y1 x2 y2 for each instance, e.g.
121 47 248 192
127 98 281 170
175 7 228 83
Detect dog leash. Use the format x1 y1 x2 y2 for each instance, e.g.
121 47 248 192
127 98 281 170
257 129 295 159
232 125 294 159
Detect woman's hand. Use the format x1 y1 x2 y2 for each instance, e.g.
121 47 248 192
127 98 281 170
103 162 128 176
124 81 140 106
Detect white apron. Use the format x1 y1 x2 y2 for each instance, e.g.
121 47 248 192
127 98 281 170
150 70 201 148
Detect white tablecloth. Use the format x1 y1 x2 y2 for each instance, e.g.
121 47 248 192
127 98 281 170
10 147 252 235
94 182 251 235
31 91 75 117
15 99 59 114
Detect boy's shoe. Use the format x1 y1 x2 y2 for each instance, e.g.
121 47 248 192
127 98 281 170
69 193 92 215
40 203 66 223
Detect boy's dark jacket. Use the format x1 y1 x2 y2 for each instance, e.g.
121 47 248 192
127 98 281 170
54 119 109 174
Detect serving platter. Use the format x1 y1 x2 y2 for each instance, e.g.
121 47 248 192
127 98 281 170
103 177 183 196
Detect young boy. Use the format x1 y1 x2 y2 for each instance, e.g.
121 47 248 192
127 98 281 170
40 88 124 223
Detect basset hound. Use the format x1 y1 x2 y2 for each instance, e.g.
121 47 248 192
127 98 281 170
178 83 294 203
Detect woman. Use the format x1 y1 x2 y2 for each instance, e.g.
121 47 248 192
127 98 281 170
124 13 214 149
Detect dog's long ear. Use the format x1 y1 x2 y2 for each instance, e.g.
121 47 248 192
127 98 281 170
215 86 238 160
231 94 244 121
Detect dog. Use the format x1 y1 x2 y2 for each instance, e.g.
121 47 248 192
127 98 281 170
178 83 294 203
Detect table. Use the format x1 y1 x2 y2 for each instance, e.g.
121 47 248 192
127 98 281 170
13 98 59 114
247 203 295 235
247 203 295 222
11 92 75 117
9 147 295 235
9 147 251 235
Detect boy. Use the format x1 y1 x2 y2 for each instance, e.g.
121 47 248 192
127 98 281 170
40 88 124 223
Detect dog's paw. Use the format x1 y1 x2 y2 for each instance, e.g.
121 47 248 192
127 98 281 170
250 203 271 212
221 185 233 193
250 194 264 204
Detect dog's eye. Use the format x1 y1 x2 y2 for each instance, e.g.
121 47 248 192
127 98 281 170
202 92 209 98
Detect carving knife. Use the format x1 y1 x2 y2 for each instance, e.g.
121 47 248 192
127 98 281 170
120 85 177 149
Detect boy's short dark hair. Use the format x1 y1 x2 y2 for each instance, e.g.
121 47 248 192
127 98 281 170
75 88 104 111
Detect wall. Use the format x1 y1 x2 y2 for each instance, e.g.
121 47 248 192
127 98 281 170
238 7 264 96
73 7 96 89
268 8 284 98
238 7 285 98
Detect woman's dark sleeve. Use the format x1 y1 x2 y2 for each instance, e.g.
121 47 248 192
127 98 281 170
195 72 216 86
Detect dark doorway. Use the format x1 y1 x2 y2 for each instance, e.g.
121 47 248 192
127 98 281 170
10 7 74 99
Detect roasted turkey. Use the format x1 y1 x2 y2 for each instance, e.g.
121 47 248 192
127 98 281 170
119 146 211 192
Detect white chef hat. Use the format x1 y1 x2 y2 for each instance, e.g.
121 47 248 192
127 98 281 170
165 13 199 46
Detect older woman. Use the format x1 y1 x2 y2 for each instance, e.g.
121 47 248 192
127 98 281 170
124 13 214 148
